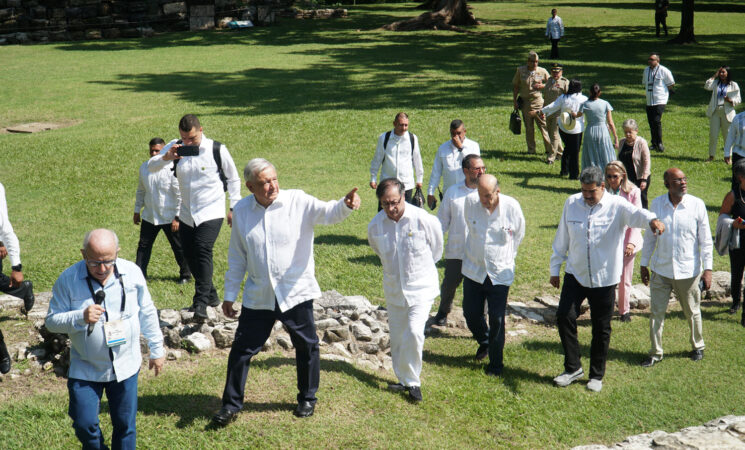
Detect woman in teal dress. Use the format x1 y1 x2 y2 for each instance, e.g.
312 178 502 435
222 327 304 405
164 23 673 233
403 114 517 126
575 83 619 171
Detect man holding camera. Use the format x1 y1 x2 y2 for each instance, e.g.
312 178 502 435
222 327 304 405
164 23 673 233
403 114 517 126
148 114 241 319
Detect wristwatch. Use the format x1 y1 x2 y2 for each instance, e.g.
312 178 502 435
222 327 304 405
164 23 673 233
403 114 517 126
11 264 22 272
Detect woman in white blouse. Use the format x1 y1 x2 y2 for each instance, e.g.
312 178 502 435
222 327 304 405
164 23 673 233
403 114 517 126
705 66 741 161
540 79 588 180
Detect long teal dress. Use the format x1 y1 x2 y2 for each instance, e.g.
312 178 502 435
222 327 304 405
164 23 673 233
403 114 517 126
580 98 615 171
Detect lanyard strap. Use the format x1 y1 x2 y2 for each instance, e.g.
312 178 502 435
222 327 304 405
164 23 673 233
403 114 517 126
85 266 126 322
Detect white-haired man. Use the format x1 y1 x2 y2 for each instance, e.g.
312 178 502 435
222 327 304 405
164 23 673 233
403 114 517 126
213 158 360 425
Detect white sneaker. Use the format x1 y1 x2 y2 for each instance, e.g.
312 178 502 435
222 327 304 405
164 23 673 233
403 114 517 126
553 368 584 387
586 378 603 392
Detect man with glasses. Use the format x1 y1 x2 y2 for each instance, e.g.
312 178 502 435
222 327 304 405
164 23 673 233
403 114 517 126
0 182 36 374
148 114 241 320
368 178 443 403
427 155 485 329
639 168 712 367
462 174 525 377
550 167 664 392
45 229 164 449
643 53 675 152
427 119 481 209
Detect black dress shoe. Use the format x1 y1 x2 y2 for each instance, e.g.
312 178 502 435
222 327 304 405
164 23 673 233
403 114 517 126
657 143 665 153
212 406 239 426
729 303 741 314
484 366 502 378
690 349 704 361
641 356 661 368
193 304 208 321
407 386 422 403
178 277 191 285
20 281 35 315
432 313 447 327
475 343 489 361
294 401 315 418
620 313 631 323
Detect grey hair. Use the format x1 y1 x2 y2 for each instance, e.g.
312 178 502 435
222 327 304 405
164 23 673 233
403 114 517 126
579 166 604 186
622 119 638 131
82 229 119 252
734 159 745 180
528 50 538 61
244 158 276 183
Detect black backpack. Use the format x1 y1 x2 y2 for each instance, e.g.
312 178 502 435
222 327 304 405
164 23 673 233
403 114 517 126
382 131 415 161
171 140 228 192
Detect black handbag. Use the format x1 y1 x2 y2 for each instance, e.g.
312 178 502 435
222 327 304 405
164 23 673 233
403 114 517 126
509 108 522 135
412 187 425 208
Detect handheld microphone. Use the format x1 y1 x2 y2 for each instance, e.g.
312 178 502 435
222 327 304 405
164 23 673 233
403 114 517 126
87 290 106 336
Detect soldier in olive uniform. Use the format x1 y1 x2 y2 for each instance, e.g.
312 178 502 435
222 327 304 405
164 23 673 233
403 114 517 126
512 51 551 155
543 63 569 166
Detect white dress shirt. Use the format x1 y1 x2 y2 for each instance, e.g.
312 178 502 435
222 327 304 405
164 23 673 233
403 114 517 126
427 137 480 196
147 135 241 227
462 193 525 287
368 205 443 307
545 15 564 39
541 93 589 134
224 189 353 313
134 161 181 226
550 190 657 288
437 182 475 259
45 259 164 382
725 111 745 158
0 183 21 266
641 193 713 279
370 131 424 191
643 64 675 106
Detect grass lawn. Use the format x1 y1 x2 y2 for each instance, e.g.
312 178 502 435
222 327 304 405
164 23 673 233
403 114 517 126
2 0 745 447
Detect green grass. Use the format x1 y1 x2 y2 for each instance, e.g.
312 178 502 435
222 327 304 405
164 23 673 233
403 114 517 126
1 0 745 447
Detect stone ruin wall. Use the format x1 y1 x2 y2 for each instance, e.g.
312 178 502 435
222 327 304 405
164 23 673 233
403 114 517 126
0 0 297 44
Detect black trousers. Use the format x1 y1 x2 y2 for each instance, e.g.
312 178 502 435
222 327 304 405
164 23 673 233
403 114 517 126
631 176 651 210
559 130 583 179
646 104 666 148
730 247 745 308
178 218 222 308
655 13 668 36
377 188 413 212
135 220 191 279
732 154 744 192
222 301 320 411
550 38 560 58
0 258 29 299
436 259 463 317
556 273 615 380
462 276 509 374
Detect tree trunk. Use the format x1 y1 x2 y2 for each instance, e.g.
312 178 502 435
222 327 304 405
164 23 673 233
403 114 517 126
383 0 478 31
668 0 695 44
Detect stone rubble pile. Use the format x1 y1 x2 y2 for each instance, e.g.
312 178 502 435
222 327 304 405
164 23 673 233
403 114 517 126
573 415 745 449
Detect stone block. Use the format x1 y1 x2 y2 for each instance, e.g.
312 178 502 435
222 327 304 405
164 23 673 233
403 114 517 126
183 332 212 353
189 15 213 30
276 335 292 350
162 1 185 15
351 323 372 341
159 309 181 328
128 1 147 13
49 30 68 41
212 327 235 348
315 318 340 330
164 328 182 348
190 4 213 17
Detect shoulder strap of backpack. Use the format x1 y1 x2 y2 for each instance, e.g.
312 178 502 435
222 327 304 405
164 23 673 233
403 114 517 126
408 131 415 153
382 131 392 164
213 141 228 192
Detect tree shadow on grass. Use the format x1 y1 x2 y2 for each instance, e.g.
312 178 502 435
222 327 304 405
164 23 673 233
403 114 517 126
348 254 381 267
133 393 224 428
422 348 482 370
315 234 368 246
255 355 390 389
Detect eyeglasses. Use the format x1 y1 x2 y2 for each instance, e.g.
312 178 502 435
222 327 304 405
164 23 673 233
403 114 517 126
469 165 486 172
85 258 116 268
671 177 688 184
605 174 621 180
381 197 403 208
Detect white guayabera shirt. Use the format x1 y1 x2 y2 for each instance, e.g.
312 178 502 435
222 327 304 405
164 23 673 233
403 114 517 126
550 190 656 288
134 161 181 226
437 182 476 260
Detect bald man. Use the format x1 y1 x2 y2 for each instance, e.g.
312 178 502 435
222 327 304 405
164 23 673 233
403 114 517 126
640 168 712 367
46 229 164 449
461 175 525 377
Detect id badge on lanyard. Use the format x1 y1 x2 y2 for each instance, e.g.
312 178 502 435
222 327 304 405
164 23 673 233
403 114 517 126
86 268 128 348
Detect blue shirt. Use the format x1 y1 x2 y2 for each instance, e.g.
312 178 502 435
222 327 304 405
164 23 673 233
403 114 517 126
45 259 164 382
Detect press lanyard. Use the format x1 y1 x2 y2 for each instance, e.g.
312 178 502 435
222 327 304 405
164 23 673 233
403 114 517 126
647 66 659 89
85 265 126 322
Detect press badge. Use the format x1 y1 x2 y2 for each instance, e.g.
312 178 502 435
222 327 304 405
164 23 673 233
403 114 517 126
104 320 127 347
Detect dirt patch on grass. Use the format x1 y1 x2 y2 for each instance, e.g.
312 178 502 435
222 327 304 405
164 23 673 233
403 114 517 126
0 120 81 134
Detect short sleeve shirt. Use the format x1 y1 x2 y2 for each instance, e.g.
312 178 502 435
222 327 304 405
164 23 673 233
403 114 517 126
513 65 550 108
